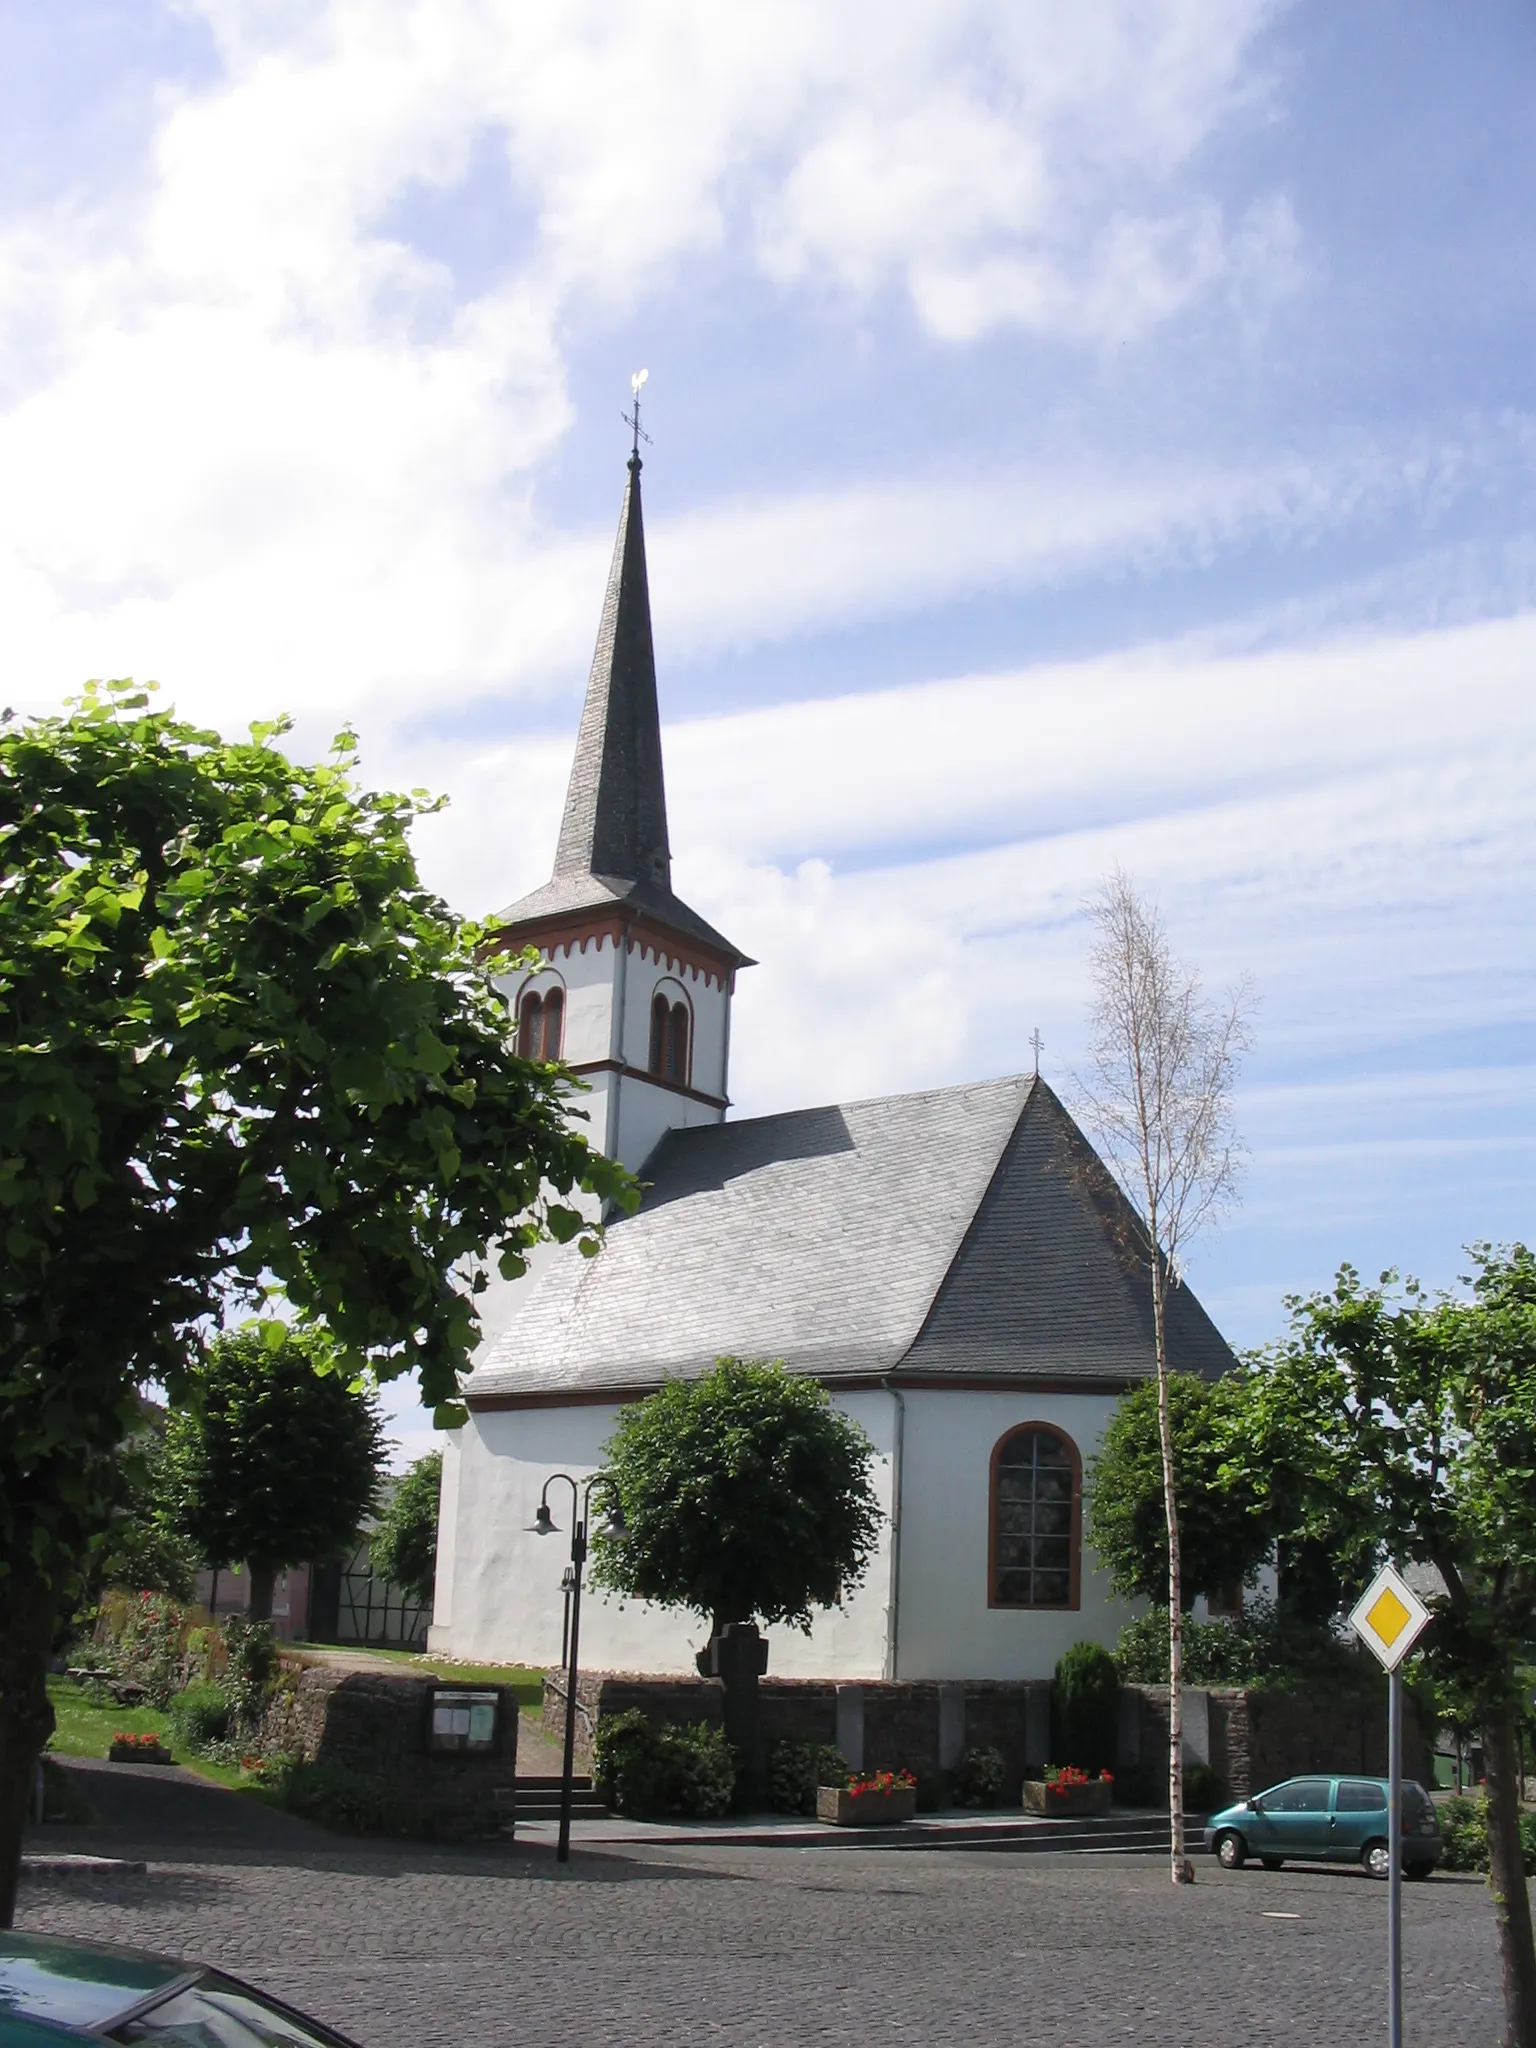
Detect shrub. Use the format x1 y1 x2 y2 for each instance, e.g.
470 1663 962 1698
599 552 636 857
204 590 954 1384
950 1744 1010 1808
95 1591 195 1707
1053 1642 1119 1773
169 1682 232 1751
767 1740 849 1815
1183 1761 1226 1812
281 1763 402 1835
593 1711 738 1819
665 1722 737 1818
221 1614 277 1728
1439 1795 1536 1877
1114 1602 1364 1690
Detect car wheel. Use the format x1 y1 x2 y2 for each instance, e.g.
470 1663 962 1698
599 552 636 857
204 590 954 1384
1260 1857 1284 1871
1215 1830 1247 1870
1362 1840 1391 1880
1405 1862 1434 1882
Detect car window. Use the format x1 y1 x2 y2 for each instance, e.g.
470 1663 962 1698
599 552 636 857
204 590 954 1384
112 1979 348 2048
1336 1780 1387 1813
1266 1778 1330 1813
1401 1783 1431 1818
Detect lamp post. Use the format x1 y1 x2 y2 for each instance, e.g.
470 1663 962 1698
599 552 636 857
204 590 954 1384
532 1472 623 1863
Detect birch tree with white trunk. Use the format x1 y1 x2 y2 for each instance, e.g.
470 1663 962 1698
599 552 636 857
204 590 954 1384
1078 867 1253 1885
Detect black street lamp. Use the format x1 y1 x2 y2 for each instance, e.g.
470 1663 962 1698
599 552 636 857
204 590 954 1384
532 1472 624 1863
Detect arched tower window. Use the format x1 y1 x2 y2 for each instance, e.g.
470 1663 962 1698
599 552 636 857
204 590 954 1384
517 986 564 1062
990 1424 1080 1610
648 988 691 1086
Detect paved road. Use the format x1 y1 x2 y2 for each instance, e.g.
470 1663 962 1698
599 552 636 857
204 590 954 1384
18 1760 1509 2047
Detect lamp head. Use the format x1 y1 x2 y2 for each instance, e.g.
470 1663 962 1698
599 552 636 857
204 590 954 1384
533 1502 556 1536
602 1501 627 1540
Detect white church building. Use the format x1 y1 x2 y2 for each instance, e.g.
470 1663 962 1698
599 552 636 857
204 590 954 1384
428 441 1236 1683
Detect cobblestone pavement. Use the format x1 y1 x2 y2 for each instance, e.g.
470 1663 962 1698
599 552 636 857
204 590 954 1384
18 1760 1508 2048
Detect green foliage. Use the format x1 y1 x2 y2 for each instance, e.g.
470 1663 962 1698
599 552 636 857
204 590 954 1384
89 1431 200 1603
368 1452 442 1607
161 1322 385 1612
220 1614 277 1728
766 1739 849 1814
95 1591 195 1708
0 680 635 1905
1439 1796 1536 1877
949 1744 1010 1808
1086 1373 1273 1606
1052 1642 1119 1773
280 1762 403 1835
168 1682 231 1751
590 1359 882 1634
1113 1602 1362 1689
592 1710 738 1818
1182 1761 1226 1812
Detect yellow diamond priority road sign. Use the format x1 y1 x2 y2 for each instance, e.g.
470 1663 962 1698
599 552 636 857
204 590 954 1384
1349 1563 1433 1671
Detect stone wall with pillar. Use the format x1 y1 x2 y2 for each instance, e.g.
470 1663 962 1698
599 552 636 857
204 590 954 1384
549 1670 1435 1806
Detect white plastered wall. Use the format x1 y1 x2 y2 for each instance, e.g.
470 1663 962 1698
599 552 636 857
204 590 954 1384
430 1392 896 1677
892 1387 1139 1681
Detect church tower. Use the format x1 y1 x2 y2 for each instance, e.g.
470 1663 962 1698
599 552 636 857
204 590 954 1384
489 438 752 1174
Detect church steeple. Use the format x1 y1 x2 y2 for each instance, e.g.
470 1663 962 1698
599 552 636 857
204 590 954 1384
552 453 671 893
489 401 751 1172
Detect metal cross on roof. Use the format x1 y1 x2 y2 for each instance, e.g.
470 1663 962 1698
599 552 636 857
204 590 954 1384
623 366 652 457
1030 1027 1044 1077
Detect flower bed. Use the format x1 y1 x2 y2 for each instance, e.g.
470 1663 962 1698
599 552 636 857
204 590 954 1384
816 1770 917 1828
1023 1765 1113 1818
108 1731 174 1766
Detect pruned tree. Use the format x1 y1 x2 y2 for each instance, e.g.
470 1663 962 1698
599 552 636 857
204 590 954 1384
1077 866 1252 1883
162 1324 386 1621
0 681 633 1925
369 1450 444 1609
1234 1251 1536 2048
1087 1371 1274 1610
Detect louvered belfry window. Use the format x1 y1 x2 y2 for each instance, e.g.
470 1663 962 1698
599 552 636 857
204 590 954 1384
992 1426 1079 1608
517 987 563 1061
649 992 690 1086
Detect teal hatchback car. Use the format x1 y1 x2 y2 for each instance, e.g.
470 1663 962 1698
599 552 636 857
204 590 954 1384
0 1933 361 2046
1203 1774 1443 1879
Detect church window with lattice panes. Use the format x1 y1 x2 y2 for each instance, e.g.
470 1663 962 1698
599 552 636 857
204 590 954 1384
990 1424 1080 1609
517 986 564 1062
649 989 691 1086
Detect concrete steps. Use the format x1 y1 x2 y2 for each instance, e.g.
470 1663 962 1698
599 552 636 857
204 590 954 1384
498 1775 609 1826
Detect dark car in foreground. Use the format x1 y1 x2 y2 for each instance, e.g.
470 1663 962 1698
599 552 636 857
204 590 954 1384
1203 1774 1443 1879
0 1933 361 2047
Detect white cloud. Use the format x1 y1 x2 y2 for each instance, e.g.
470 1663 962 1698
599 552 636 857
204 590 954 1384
0 0 1295 737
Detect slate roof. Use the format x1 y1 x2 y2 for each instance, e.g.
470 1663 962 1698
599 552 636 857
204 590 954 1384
464 1074 1237 1404
494 454 750 967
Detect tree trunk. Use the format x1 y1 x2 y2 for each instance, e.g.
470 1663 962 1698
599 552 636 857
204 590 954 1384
1484 1702 1536 2048
247 1566 276 1623
1151 1257 1194 1884
0 1556 62 1928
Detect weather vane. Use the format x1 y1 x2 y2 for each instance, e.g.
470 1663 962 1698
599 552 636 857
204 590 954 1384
1030 1027 1044 1078
622 367 651 457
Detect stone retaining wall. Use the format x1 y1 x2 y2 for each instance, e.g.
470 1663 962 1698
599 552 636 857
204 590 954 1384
545 1669 1433 1803
262 1667 519 1837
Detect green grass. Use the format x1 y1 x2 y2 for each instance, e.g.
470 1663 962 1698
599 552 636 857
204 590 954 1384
44 1677 246 1790
289 1643 547 1711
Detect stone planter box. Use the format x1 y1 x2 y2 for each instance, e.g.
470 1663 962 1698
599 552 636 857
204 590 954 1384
816 1785 917 1828
1023 1776 1112 1818
108 1742 173 1766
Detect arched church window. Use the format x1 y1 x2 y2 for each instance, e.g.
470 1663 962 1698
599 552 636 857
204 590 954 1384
517 986 563 1062
990 1424 1080 1609
648 989 691 1086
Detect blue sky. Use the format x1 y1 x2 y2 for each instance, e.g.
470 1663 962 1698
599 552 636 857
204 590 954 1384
1 1 1532 1462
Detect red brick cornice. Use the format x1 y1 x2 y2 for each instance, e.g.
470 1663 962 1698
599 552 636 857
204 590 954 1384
566 1058 727 1111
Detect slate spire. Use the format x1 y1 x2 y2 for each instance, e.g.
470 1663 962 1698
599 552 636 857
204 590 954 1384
552 453 671 891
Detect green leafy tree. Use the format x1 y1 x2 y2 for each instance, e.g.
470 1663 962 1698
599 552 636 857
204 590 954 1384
162 1324 386 1620
369 1451 444 1608
590 1359 882 1639
1087 1372 1274 1608
90 1431 201 1605
0 682 632 1924
1233 1250 1536 2047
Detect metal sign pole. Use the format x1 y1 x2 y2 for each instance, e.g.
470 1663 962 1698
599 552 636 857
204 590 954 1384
1388 1667 1403 2048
